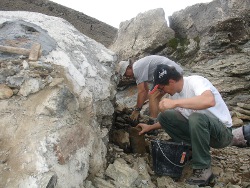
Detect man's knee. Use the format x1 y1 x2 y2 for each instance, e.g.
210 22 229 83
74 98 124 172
158 110 177 125
158 109 176 118
189 113 208 131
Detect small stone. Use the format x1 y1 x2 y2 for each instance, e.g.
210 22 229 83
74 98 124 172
0 84 13 99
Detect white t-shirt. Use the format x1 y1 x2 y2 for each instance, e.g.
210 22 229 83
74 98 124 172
133 55 183 85
170 76 232 127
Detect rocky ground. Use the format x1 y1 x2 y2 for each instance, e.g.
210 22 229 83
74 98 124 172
0 46 249 188
107 129 250 188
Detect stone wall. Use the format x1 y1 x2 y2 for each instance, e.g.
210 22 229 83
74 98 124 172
0 0 118 47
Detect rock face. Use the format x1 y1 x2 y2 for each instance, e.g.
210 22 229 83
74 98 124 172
184 2 250 126
110 8 175 62
0 11 116 187
0 0 118 47
169 0 250 39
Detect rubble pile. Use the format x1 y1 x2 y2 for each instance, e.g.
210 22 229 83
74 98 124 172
0 58 56 99
107 107 250 188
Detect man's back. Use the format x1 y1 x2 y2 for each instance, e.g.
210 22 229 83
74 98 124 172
133 55 183 84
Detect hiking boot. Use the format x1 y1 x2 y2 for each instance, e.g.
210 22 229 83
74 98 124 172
186 167 214 187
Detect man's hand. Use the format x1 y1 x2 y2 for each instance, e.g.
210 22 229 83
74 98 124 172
136 123 151 135
137 122 162 135
130 110 140 121
159 98 176 112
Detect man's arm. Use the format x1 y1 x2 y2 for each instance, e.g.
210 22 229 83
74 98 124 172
130 82 149 121
159 90 215 111
136 82 149 108
137 122 162 135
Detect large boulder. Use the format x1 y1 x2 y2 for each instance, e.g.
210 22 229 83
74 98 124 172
109 8 175 61
169 0 250 39
0 11 116 188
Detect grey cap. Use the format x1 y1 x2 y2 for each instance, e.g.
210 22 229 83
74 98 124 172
117 60 129 77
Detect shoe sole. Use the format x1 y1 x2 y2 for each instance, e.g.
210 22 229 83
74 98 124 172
186 173 215 187
200 174 215 187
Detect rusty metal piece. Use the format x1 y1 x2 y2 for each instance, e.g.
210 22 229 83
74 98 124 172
129 126 146 154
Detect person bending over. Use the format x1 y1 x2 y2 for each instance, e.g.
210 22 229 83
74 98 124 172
117 55 183 124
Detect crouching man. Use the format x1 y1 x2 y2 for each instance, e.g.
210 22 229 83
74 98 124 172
137 64 233 186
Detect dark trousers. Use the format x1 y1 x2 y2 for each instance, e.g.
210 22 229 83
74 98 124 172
158 110 233 169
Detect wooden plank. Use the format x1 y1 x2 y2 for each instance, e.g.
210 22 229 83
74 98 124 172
28 43 41 61
0 45 30 55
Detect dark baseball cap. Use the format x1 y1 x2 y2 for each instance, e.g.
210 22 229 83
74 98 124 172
149 64 177 94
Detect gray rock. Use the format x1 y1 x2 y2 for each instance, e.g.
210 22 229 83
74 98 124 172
110 8 175 61
0 11 116 188
105 159 139 187
0 84 13 99
169 0 250 39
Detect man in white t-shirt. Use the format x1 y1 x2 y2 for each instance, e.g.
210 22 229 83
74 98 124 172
137 64 233 186
117 55 183 123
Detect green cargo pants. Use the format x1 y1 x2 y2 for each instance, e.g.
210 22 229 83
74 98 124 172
158 110 233 169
